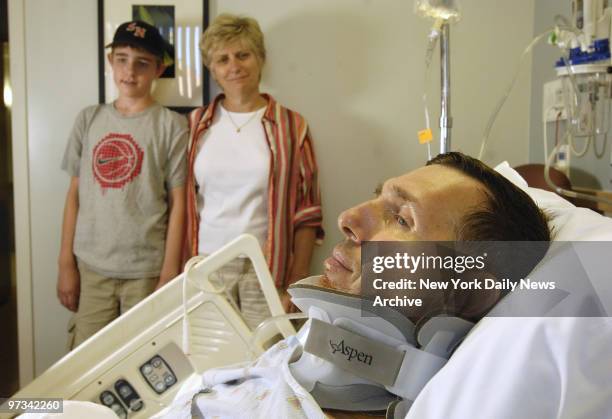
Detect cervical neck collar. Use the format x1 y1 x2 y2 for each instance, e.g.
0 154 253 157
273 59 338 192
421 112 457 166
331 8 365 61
288 276 474 416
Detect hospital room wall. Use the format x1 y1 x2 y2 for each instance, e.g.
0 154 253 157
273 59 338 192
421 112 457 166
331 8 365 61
529 0 611 190
10 0 535 381
216 0 535 301
9 0 99 382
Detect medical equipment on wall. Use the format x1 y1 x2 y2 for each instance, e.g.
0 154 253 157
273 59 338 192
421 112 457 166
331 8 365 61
479 2 612 161
546 2 612 163
286 277 474 419
415 0 461 158
477 0 612 206
542 0 612 205
8 235 294 419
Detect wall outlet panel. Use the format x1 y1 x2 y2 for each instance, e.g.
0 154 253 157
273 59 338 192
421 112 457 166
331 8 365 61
543 79 568 122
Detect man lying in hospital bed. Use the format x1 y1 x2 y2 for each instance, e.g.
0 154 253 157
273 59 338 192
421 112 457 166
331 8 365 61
13 152 612 419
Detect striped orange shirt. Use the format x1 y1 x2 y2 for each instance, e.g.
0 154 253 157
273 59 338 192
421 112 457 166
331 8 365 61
185 94 324 288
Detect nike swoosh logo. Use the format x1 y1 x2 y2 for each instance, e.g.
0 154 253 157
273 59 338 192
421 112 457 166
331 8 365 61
98 157 121 164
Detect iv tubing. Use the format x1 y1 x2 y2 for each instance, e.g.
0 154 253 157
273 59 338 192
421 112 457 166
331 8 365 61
478 29 552 160
593 132 607 158
569 130 591 156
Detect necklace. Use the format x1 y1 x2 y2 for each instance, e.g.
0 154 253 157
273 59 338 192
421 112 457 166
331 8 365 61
225 109 260 133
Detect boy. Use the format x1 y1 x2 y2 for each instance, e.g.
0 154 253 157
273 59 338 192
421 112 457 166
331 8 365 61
57 21 188 349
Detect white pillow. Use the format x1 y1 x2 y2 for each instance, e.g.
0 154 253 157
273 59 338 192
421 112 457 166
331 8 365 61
494 161 612 241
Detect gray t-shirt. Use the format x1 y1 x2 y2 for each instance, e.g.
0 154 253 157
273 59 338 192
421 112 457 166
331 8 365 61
61 103 188 278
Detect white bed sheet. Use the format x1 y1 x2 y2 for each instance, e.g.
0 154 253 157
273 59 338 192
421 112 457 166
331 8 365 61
405 162 612 419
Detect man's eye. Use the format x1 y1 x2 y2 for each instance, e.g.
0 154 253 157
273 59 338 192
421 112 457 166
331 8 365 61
395 215 408 227
238 52 250 59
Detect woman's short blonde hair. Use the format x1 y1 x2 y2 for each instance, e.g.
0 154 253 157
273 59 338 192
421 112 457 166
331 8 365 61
200 14 266 68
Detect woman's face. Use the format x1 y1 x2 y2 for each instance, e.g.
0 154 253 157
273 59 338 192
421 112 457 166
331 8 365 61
209 39 262 98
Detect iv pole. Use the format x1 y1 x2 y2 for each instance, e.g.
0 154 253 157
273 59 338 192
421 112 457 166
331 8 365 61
415 0 458 154
440 23 452 154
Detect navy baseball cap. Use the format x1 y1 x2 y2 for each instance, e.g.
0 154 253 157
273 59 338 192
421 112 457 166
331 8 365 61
106 21 173 63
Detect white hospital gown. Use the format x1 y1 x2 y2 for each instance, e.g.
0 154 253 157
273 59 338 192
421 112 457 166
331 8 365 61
157 335 325 419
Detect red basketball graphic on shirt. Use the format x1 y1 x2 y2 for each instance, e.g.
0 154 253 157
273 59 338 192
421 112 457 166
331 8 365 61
92 133 144 189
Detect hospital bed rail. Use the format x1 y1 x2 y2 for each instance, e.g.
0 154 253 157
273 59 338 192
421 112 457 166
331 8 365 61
4 234 294 419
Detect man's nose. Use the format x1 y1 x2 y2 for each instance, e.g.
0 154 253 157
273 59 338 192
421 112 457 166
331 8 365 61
337 201 377 244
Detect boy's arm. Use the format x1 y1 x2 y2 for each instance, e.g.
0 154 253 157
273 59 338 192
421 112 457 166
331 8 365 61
156 185 186 289
57 176 80 312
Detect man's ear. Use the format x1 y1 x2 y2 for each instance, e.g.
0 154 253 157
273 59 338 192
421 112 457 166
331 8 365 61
107 52 113 65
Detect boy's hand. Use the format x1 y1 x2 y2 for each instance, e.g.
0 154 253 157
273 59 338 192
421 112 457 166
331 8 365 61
57 263 81 312
155 267 178 291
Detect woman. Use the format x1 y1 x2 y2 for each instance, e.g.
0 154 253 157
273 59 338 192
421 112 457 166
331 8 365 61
185 14 324 328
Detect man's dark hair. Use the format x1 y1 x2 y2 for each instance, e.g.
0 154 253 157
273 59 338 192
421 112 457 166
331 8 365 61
424 153 551 317
426 152 551 242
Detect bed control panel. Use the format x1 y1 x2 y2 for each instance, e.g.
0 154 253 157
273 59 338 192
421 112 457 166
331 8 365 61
140 355 178 394
99 389 128 419
98 378 144 418
77 341 194 418
115 379 144 411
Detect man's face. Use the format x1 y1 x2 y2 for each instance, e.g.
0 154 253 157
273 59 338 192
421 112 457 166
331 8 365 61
322 164 489 293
